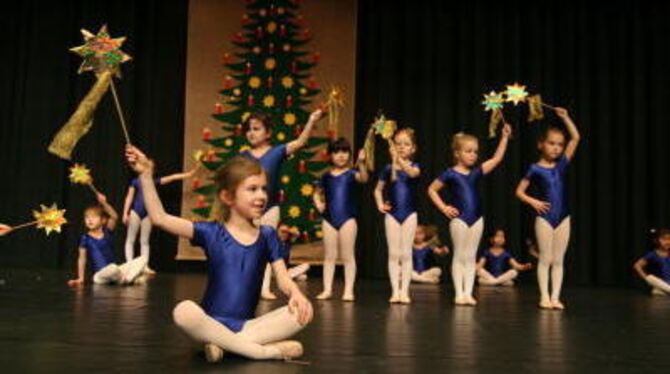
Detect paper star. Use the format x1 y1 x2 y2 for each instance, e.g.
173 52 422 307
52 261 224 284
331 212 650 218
505 83 529 106
373 115 397 140
482 91 505 112
33 204 67 235
69 163 93 185
70 25 131 76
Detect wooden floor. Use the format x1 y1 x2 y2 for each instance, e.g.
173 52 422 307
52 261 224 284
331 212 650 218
1 269 669 373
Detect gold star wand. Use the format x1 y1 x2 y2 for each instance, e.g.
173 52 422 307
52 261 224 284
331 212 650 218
69 163 100 194
4 204 68 236
48 25 132 160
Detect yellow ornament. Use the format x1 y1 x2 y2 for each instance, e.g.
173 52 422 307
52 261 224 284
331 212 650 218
241 112 251 121
267 22 277 33
224 139 234 147
281 76 294 88
263 95 275 107
283 44 291 52
233 88 241 96
193 149 204 162
284 112 296 125
239 145 251 152
253 46 262 54
33 204 68 235
301 184 314 196
248 76 261 88
315 230 323 239
69 163 93 185
299 87 307 95
281 175 290 184
276 132 286 141
288 206 301 218
265 58 276 70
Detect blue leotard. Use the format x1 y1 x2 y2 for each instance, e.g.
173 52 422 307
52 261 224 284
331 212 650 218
379 163 420 223
240 144 287 209
190 222 283 332
482 249 513 277
436 167 483 226
79 229 117 273
130 177 161 219
643 251 670 283
524 155 570 228
412 246 435 273
320 169 358 229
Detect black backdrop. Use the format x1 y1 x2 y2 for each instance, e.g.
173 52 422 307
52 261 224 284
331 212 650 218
0 0 189 271
354 1 670 286
2 1 669 287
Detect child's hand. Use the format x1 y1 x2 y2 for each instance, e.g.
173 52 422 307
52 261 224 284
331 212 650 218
309 109 324 123
0 224 12 236
125 145 154 175
434 246 450 256
501 123 512 138
67 278 84 287
522 263 533 271
529 199 551 214
442 205 460 219
554 107 569 118
288 291 313 325
122 214 129 226
96 192 107 204
377 201 392 214
315 201 326 214
357 149 366 163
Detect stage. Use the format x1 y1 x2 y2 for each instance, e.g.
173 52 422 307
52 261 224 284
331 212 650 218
0 270 668 373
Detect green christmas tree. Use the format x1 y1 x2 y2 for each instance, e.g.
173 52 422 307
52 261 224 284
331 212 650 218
192 0 331 244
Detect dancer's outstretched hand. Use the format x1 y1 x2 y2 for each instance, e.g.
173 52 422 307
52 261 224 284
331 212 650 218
67 278 83 287
125 145 154 175
0 224 12 236
288 291 313 325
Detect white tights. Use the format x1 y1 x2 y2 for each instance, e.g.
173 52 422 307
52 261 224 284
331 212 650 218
450 218 484 300
477 268 518 286
92 256 148 285
411 267 442 283
535 217 571 303
321 219 358 297
124 211 153 263
385 213 417 299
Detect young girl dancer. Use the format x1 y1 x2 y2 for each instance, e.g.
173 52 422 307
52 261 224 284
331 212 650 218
428 124 512 306
516 107 580 310
312 137 368 301
125 145 313 362
477 228 532 286
68 192 147 286
633 229 670 296
241 110 323 299
374 128 420 304
123 167 198 274
277 222 310 281
412 224 449 284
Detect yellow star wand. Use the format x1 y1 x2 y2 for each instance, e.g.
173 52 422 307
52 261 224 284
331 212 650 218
6 204 68 236
69 163 100 194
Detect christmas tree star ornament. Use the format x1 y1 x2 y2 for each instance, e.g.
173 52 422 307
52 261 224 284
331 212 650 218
504 83 529 106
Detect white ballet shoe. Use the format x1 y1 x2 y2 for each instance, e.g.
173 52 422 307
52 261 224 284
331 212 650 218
454 297 468 306
538 300 553 310
501 280 515 287
204 343 225 363
651 288 666 296
341 293 355 302
399 295 411 304
389 294 401 304
464 297 478 306
316 291 332 300
551 300 565 310
144 267 157 276
266 340 303 360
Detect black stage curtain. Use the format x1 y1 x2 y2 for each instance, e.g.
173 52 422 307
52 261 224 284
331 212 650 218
0 0 189 272
354 1 670 286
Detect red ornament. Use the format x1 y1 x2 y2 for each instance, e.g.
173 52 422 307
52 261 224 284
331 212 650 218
241 14 251 26
268 42 275 54
327 129 335 139
279 189 286 203
256 26 263 39
247 94 255 106
311 52 321 63
222 53 233 64
214 103 223 114
267 76 274 89
196 196 207 208
235 124 243 136
291 61 298 74
233 31 244 43
223 75 233 88
280 24 286 37
269 4 275 15
294 125 302 137
286 95 293 107
298 160 307 173
245 61 252 74
202 127 212 141
192 179 201 190
309 208 316 221
307 78 317 90
295 15 305 26
320 149 330 161
301 28 311 40
301 231 309 242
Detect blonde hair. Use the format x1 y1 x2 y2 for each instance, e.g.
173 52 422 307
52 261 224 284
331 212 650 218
209 156 264 223
423 224 441 247
451 132 478 163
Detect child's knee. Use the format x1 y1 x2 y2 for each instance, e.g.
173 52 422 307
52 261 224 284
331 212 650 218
173 300 201 328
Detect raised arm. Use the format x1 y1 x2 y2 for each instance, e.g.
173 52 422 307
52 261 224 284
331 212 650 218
96 193 118 231
555 107 580 161
126 145 194 239
272 259 313 325
481 124 512 175
633 257 649 280
159 164 200 185
516 178 550 215
354 149 369 183
428 179 459 219
286 109 323 155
